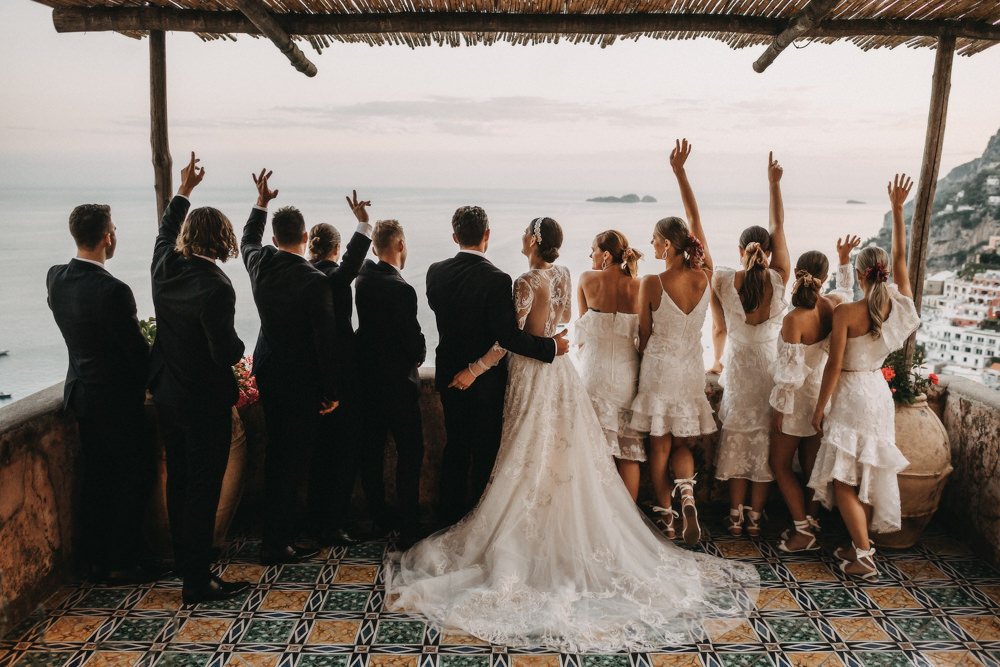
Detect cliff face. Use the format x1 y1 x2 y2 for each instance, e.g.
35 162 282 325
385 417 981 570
871 127 1000 270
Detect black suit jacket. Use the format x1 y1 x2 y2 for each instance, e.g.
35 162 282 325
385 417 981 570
311 230 371 338
242 207 340 405
47 259 150 415
426 252 554 390
149 195 245 411
355 260 426 387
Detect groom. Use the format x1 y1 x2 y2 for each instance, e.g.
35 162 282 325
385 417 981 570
427 206 569 524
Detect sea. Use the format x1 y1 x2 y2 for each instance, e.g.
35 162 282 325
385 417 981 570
0 185 889 406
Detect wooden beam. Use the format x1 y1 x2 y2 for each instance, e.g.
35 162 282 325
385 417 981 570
905 34 956 363
753 0 840 73
149 29 172 222
50 6 1000 43
233 0 317 77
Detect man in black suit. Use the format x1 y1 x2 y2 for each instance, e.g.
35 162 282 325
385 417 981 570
426 206 569 524
149 152 249 603
355 219 426 543
47 203 153 583
306 192 373 545
241 169 340 564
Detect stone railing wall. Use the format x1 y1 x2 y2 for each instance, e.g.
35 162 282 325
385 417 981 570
3 371 1000 632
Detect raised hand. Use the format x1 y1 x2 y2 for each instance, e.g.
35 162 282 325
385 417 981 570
669 138 692 173
178 151 205 197
346 190 372 224
252 168 278 208
768 151 783 184
836 235 861 265
888 173 913 208
319 399 340 415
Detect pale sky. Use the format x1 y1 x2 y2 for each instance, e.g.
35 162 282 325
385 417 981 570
2 2 999 199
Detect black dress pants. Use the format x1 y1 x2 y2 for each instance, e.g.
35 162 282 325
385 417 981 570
437 369 505 525
157 402 232 586
307 396 361 534
360 376 424 531
74 391 153 574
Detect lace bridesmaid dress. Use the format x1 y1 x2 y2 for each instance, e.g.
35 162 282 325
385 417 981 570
630 284 716 438
807 285 920 533
384 265 759 652
712 267 787 482
575 310 644 460
770 263 855 438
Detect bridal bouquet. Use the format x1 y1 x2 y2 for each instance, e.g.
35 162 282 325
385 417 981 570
233 356 259 408
882 348 939 405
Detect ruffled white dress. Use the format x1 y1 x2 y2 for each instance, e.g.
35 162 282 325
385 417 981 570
769 264 855 438
630 285 717 438
385 266 759 652
575 310 645 460
712 267 787 482
807 285 920 533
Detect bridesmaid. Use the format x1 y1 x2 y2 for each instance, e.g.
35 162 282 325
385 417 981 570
809 175 920 580
769 236 858 552
576 231 644 499
710 152 790 537
630 138 716 546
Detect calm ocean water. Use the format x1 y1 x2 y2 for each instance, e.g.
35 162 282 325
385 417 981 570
0 185 888 405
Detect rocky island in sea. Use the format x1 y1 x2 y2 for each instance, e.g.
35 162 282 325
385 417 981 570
587 194 657 203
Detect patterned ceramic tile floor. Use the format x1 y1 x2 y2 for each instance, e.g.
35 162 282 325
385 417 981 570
3 522 1000 667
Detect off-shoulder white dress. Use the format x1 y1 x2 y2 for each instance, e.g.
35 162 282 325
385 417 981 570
807 285 920 533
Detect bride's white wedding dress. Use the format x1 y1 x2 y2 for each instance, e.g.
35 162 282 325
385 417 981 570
384 265 759 653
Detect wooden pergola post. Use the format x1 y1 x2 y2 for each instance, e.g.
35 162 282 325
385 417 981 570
905 33 956 362
149 29 172 220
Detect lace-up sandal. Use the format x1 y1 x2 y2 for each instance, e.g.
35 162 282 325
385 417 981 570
833 539 873 562
725 505 745 537
673 476 701 546
776 519 819 553
650 506 679 539
840 545 878 581
746 508 765 538
806 515 821 534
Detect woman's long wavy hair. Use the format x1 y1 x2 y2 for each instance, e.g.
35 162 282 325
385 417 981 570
856 245 891 338
653 217 705 270
175 207 238 262
594 229 643 277
737 225 772 313
790 251 829 309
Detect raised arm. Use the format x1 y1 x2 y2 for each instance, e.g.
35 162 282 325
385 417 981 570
888 173 914 299
241 168 278 279
767 152 791 285
332 190 374 284
828 235 860 304
671 138 713 273
811 304 849 432
154 152 202 259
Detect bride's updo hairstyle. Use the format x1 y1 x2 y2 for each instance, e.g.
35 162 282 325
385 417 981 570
654 217 704 270
529 217 563 263
308 223 340 261
856 245 891 339
737 225 772 314
595 229 643 277
790 251 828 310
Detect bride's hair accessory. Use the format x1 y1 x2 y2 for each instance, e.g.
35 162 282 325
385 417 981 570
531 217 543 246
864 262 889 283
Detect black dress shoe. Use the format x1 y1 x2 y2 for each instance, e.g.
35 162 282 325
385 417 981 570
260 544 320 565
324 528 360 547
182 577 250 605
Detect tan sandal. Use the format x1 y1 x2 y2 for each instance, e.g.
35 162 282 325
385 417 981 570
725 505 745 537
746 508 765 538
650 505 679 539
840 544 878 581
776 519 819 553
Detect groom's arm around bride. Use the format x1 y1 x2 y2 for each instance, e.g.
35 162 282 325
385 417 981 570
427 205 569 525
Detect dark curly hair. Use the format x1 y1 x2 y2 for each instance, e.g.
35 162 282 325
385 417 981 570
176 207 238 262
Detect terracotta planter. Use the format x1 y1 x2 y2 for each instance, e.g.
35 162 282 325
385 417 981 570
873 394 953 548
144 405 249 557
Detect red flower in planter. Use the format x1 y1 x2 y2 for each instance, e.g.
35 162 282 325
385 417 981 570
881 367 896 382
929 373 939 385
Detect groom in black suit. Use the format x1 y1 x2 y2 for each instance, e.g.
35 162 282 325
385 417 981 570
47 203 153 583
427 206 569 524
241 169 340 564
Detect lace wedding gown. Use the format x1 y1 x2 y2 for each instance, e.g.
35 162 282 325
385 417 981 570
385 266 759 653
807 285 920 533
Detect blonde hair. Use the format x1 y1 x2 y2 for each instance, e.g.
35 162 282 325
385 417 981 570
176 207 238 262
373 219 405 253
856 245 891 338
595 229 643 276
654 217 704 270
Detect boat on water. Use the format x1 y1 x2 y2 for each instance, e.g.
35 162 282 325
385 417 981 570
0 392 11 399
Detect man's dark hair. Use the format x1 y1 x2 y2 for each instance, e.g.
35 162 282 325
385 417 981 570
452 206 489 247
68 204 112 249
272 206 306 247
176 207 239 262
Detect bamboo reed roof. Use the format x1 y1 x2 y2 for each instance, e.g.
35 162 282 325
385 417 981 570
31 0 1000 56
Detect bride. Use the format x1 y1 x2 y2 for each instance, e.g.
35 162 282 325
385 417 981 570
384 216 759 653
